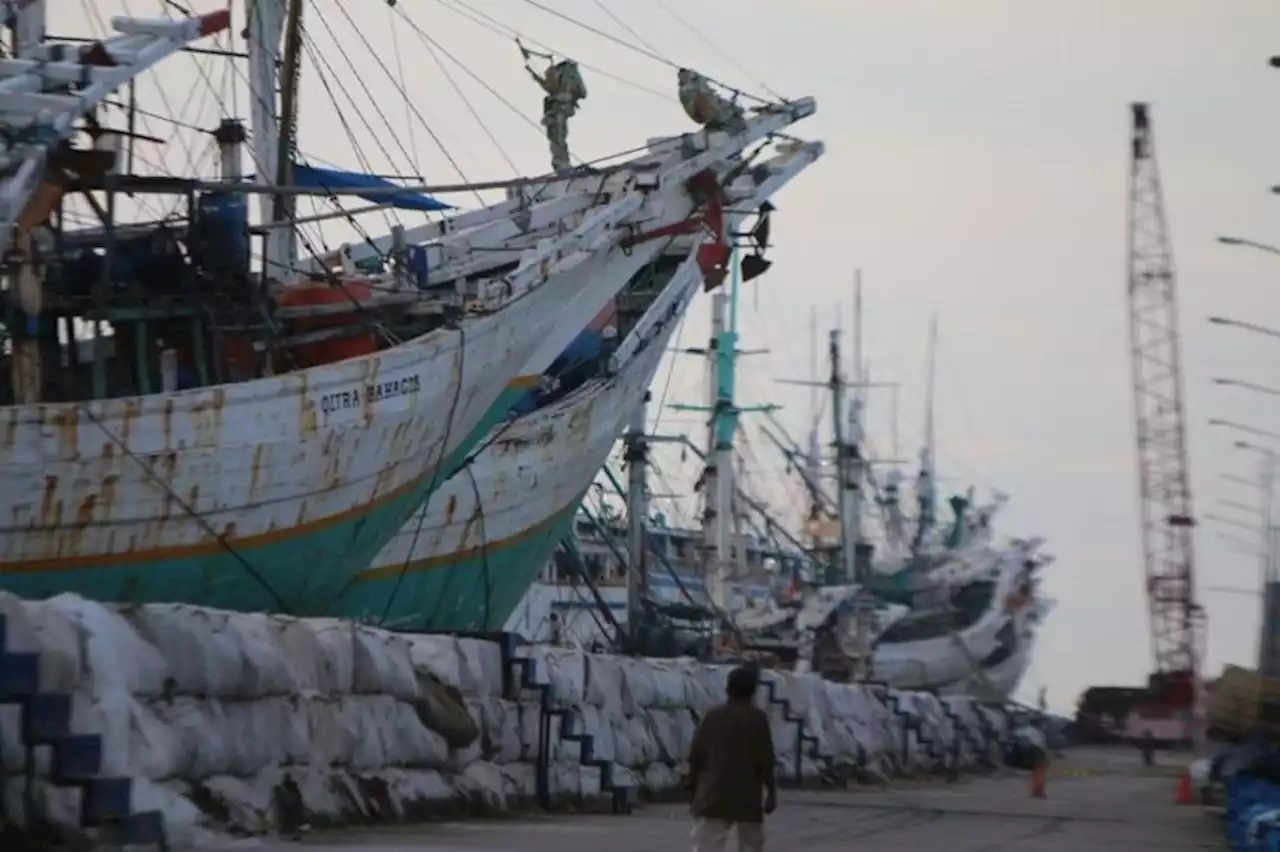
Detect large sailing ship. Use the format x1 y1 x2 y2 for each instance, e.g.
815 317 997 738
345 136 824 630
0 2 819 615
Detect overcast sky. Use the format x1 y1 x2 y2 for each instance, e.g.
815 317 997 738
68 0 1280 713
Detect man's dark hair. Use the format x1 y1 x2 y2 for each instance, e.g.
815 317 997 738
726 665 760 702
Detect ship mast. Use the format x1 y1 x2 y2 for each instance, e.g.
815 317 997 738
913 315 939 552
671 249 772 612
247 0 298 287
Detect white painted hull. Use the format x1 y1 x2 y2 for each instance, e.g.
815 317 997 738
350 260 689 627
0 248 611 612
871 554 1030 690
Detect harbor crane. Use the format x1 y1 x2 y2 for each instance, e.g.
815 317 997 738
1125 102 1205 729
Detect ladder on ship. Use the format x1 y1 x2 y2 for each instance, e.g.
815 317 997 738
0 5 232 258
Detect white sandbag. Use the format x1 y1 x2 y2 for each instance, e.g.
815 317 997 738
641 762 679 792
577 704 615 764
45 595 168 697
151 697 232 779
682 664 724 713
455 638 503 697
549 761 581 797
249 764 350 828
580 764 602 798
351 627 418 699
0 595 81 693
621 713 659 766
155 698 297 778
78 690 182 780
124 604 265 698
646 660 687 709
310 619 356 694
515 699 543 761
337 695 450 770
457 760 508 809
196 774 274 834
533 648 586 708
584 654 625 711
378 767 455 814
645 709 683 764
474 698 522 764
500 761 538 800
452 699 484 768
619 658 657 715
610 713 636 768
270 617 329 694
405 634 464 689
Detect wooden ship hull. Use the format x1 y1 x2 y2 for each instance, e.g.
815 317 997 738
344 252 698 629
341 140 824 630
0 256 601 614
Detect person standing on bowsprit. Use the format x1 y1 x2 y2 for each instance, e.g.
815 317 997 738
686 666 777 852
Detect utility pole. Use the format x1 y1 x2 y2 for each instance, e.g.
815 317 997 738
624 392 651 648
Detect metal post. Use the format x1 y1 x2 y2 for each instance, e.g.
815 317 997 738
625 393 650 647
1260 451 1276 677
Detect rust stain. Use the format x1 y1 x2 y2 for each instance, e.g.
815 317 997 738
249 443 266 495
39 475 58 527
118 398 141 448
161 397 174 451
298 372 319 435
49 407 79 460
74 493 97 528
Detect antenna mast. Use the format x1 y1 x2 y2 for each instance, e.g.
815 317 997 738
1126 103 1203 709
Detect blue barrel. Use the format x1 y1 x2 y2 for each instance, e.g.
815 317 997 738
406 244 430 290
196 190 250 270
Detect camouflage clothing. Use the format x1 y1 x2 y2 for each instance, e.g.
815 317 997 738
678 69 745 134
533 60 586 173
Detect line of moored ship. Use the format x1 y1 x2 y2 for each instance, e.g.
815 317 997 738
0 1 1050 703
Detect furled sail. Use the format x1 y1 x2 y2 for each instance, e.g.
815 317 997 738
288 164 453 212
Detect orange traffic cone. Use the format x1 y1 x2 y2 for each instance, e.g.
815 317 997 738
1175 771 1193 805
1029 761 1047 799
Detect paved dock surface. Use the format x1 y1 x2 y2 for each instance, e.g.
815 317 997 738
229 749 1225 851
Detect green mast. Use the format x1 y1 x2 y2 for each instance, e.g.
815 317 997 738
671 248 776 610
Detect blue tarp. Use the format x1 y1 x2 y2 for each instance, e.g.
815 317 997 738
288 164 453 212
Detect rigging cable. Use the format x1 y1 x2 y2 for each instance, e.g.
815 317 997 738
652 0 787 102
436 0 670 102
383 5 521 175
518 0 775 104
589 0 668 61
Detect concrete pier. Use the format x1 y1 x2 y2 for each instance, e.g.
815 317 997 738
219 748 1224 852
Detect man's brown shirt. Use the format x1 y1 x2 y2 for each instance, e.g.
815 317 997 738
688 702 775 822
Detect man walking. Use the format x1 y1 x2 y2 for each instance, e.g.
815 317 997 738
686 666 777 852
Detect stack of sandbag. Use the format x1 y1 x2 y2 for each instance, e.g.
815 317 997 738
0 593 512 840
404 633 536 808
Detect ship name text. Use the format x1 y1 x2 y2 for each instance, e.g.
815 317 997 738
319 373 422 416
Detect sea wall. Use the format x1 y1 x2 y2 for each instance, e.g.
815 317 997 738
0 593 1013 845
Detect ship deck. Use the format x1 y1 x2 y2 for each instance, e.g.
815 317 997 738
214 747 1223 852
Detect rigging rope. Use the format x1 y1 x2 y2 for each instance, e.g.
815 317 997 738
436 0 670 102
589 0 668 62
519 0 775 105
